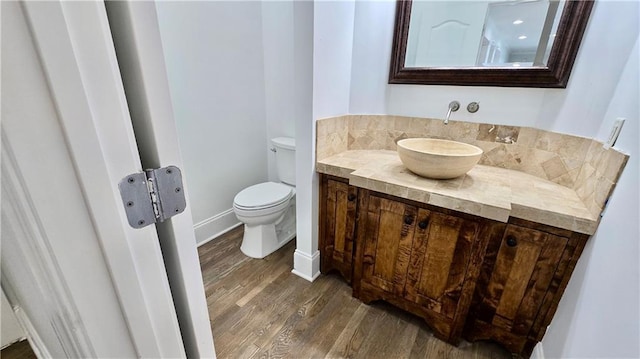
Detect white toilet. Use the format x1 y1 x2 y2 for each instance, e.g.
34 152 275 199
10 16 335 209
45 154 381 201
233 137 296 259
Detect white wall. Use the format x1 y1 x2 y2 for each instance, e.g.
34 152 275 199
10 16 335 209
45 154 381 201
156 2 269 243
542 4 640 358
1 291 25 349
537 1 639 137
156 2 301 244
261 2 296 181
313 0 640 357
542 35 640 359
314 1 355 119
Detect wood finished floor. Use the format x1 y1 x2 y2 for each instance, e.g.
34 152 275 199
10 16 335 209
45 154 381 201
199 226 512 359
0 340 36 359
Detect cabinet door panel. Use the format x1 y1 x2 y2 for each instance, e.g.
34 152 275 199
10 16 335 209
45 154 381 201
326 179 357 264
405 208 432 300
529 235 581 339
408 212 478 319
441 218 478 319
418 214 461 299
363 196 416 295
494 240 541 325
478 225 568 333
511 232 568 335
320 177 358 282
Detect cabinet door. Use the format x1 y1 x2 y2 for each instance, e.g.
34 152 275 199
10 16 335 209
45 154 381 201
360 194 479 317
403 210 479 320
319 176 358 282
472 224 569 336
359 195 418 295
465 224 582 356
464 222 589 356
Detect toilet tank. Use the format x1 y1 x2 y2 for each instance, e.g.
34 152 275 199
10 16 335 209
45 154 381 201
272 137 296 186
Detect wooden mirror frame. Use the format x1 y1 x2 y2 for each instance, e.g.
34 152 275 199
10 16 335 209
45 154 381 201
389 0 594 88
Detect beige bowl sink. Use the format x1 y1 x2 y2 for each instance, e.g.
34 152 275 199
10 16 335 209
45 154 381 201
397 138 483 179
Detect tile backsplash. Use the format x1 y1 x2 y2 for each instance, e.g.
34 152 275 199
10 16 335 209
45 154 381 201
317 115 629 219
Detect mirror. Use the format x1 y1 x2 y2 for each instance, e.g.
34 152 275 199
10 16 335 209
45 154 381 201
389 0 594 88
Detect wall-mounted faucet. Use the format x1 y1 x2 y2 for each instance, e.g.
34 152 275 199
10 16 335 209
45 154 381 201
444 101 460 125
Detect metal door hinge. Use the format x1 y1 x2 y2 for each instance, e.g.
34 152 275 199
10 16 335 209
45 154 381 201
118 166 186 229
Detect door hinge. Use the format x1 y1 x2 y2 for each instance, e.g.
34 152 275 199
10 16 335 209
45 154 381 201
118 166 186 229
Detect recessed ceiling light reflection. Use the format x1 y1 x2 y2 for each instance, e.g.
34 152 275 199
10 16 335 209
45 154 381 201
513 19 524 25
512 63 521 67
518 35 527 40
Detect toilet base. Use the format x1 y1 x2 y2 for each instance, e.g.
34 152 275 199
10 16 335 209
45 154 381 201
240 205 296 259
240 224 295 259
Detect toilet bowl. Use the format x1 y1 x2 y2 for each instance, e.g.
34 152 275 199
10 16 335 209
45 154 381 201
233 137 296 258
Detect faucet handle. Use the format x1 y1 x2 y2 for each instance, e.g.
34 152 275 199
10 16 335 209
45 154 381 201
449 101 460 111
467 101 480 113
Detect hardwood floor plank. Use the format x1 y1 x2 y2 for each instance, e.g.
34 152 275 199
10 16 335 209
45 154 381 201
206 242 294 319
408 325 436 359
235 343 261 359
0 340 36 359
390 321 422 358
324 304 369 358
289 280 362 358
235 252 296 307
199 228 511 359
251 279 335 354
214 273 308 357
358 303 418 359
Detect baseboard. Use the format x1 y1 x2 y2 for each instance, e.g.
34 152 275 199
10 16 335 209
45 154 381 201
194 209 241 246
12 306 52 358
0 337 27 351
531 342 545 359
291 249 320 282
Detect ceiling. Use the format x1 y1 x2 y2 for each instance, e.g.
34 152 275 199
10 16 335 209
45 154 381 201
484 0 564 51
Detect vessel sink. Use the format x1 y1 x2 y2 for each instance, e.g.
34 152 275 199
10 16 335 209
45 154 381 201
397 138 483 179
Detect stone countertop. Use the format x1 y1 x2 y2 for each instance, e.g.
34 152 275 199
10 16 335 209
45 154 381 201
317 150 598 235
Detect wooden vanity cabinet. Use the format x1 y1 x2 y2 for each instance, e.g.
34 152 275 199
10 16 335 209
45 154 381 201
318 175 359 283
317 174 590 357
463 219 589 357
352 189 506 343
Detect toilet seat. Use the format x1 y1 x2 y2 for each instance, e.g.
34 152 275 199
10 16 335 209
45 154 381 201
233 182 293 211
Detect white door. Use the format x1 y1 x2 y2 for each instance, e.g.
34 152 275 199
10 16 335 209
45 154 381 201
1 1 215 357
104 2 217 357
405 1 489 67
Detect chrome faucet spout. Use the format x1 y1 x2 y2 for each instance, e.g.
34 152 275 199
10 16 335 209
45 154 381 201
444 107 453 125
444 101 460 125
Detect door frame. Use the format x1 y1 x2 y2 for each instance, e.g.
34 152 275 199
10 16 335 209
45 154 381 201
104 2 216 357
2 1 213 357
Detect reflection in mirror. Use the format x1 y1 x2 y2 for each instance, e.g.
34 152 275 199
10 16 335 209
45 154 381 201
389 0 594 87
405 0 565 68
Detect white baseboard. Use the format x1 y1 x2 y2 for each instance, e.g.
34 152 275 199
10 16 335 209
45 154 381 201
194 209 241 246
13 306 52 359
531 342 545 359
291 249 320 282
